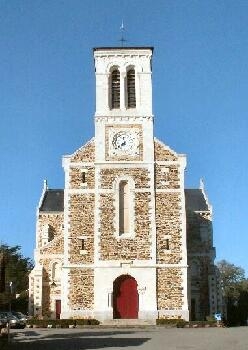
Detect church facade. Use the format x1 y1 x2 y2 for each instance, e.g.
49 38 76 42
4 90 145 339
29 47 222 322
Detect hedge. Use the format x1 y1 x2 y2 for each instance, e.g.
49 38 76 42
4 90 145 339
156 319 217 328
27 318 100 328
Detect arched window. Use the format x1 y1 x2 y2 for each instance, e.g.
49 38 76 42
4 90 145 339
119 181 130 235
111 69 120 109
127 69 136 108
52 262 61 281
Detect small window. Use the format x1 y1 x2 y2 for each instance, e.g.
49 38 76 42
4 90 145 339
82 172 86 183
127 69 136 108
165 238 170 250
52 262 60 281
111 69 120 109
81 239 85 250
48 227 54 242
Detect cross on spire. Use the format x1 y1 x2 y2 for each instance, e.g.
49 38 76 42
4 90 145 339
119 20 127 46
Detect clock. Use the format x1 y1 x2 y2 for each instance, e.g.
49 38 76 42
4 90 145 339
112 131 135 152
106 125 142 159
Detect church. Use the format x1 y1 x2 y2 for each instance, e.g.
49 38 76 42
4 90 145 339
29 46 222 323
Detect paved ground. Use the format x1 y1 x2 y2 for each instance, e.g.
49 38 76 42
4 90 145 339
5 326 248 350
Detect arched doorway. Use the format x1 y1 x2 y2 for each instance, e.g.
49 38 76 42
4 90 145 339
113 275 138 319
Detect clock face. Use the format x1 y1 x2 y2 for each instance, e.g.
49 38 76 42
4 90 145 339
112 132 134 152
106 125 142 159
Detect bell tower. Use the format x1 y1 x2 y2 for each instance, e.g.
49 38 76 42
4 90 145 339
93 47 154 163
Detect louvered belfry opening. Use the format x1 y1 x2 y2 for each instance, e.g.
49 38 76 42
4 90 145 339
127 69 136 108
111 69 120 109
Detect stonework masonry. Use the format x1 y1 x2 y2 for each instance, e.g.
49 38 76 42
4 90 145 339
68 268 94 310
29 46 222 323
68 194 94 264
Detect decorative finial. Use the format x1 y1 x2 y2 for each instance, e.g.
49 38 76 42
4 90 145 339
119 20 127 47
43 179 48 191
199 178 204 190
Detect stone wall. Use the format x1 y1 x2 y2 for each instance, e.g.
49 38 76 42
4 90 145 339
157 268 183 310
68 268 94 309
99 191 152 260
37 213 64 249
156 193 182 264
70 139 95 163
155 164 180 189
154 140 178 161
68 194 95 264
69 166 95 189
42 285 50 316
100 168 150 189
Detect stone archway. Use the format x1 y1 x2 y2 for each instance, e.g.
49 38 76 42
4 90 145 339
113 275 138 319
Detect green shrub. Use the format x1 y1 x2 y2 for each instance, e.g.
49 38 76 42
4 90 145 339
156 319 216 328
176 320 187 328
26 318 100 328
156 318 182 326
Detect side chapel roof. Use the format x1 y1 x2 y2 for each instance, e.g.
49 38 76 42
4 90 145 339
39 190 64 212
184 189 209 212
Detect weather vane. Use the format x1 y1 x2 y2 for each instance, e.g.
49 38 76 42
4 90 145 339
119 20 127 46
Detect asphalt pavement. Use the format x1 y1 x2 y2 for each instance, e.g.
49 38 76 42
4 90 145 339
6 326 248 350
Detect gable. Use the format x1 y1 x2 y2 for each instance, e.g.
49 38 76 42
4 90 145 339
70 138 95 163
154 138 179 161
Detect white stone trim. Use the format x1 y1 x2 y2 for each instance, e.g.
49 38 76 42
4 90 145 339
62 263 188 269
156 189 182 193
95 162 153 167
61 156 70 314
61 266 69 314
67 189 96 195
94 266 157 322
95 115 154 122
154 137 186 158
113 175 135 239
63 137 95 159
94 166 101 264
156 161 184 166
79 250 87 255
69 162 95 168
66 188 162 195
148 163 157 264
178 155 188 313
38 211 63 215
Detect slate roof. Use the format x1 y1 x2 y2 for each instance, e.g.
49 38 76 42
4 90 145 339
184 189 209 212
40 190 64 212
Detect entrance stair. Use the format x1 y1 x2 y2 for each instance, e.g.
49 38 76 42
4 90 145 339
101 319 156 326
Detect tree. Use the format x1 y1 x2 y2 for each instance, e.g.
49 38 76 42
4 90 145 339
217 259 246 299
0 244 33 312
217 259 248 326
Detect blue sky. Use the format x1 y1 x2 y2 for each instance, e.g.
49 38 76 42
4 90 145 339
0 0 247 274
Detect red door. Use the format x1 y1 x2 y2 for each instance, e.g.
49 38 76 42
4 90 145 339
55 300 61 319
113 275 138 319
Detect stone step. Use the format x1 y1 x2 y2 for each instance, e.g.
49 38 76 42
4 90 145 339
101 318 156 326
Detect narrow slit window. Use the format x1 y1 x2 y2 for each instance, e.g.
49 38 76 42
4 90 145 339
165 238 170 250
119 181 130 235
81 239 85 250
111 69 120 109
127 69 136 108
82 172 86 183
